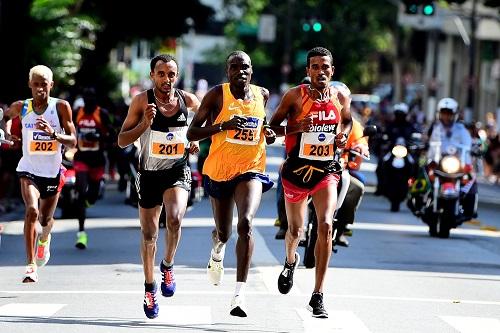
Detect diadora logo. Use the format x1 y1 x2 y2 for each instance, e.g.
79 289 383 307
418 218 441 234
166 133 174 141
244 117 259 128
33 132 51 140
79 119 96 127
318 133 326 142
311 110 337 121
177 114 186 121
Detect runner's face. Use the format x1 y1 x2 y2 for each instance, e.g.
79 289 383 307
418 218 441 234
227 54 252 88
307 56 334 90
28 74 53 101
439 110 454 127
150 60 178 94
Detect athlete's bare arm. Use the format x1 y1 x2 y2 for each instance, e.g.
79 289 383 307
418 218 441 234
269 87 313 136
117 92 153 148
182 91 201 113
3 101 23 141
181 90 201 153
187 86 224 141
336 89 352 134
54 100 77 148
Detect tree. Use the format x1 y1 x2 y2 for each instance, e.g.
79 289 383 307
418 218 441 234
222 0 397 92
0 0 213 103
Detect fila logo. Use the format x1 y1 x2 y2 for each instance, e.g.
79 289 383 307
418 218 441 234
177 114 186 121
311 110 337 121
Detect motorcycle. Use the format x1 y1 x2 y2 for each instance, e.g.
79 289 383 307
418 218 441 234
379 135 419 212
407 137 477 238
300 125 377 268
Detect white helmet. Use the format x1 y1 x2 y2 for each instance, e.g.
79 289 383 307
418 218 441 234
393 102 409 114
330 81 351 97
437 97 458 114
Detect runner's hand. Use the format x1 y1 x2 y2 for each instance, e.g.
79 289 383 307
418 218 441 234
223 115 247 130
263 125 276 144
298 116 314 133
335 132 348 149
189 141 200 154
142 103 157 127
35 116 55 136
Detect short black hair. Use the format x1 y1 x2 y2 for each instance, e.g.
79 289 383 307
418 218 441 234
226 50 250 67
306 47 333 67
150 54 178 72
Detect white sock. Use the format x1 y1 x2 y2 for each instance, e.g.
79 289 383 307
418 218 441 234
234 282 246 296
163 259 173 267
211 242 226 261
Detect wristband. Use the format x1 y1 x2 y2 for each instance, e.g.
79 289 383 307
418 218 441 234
50 132 58 140
219 122 223 132
284 126 287 135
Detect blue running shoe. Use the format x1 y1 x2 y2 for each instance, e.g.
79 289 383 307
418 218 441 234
160 261 176 297
143 283 159 319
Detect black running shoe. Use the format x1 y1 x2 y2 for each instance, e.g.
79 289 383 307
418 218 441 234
277 252 299 294
307 292 328 318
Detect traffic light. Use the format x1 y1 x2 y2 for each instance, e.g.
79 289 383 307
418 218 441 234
301 19 322 33
403 1 436 16
422 2 435 16
404 1 419 15
312 21 322 32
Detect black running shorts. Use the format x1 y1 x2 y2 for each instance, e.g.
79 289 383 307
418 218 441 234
136 165 191 209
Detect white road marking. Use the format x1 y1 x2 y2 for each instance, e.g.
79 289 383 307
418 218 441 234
296 308 371 333
154 305 211 325
1 290 498 306
352 222 500 238
0 303 65 317
440 316 500 333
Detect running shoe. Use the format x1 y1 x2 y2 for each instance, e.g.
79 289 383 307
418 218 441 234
230 294 247 317
22 263 38 283
35 234 51 267
143 283 159 319
75 231 88 250
160 261 176 297
207 250 224 286
307 292 328 318
277 252 299 294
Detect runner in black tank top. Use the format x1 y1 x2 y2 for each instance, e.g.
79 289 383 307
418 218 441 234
118 54 200 319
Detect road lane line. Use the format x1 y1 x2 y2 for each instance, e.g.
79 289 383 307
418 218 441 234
1 291 499 306
154 305 211 325
352 222 500 237
296 308 371 333
0 303 65 317
441 316 500 333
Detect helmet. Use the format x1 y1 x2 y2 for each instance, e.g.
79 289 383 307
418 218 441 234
330 81 351 97
393 102 409 114
437 97 458 114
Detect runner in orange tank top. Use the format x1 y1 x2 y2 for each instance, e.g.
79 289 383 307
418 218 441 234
269 47 352 318
187 51 276 317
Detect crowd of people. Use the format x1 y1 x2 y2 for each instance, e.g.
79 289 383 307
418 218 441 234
0 46 498 322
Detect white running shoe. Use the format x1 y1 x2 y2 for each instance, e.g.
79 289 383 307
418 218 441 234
35 234 51 267
230 294 247 317
207 250 224 285
22 263 38 283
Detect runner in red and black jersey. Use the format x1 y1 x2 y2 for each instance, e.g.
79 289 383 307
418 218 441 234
269 47 352 318
73 87 115 249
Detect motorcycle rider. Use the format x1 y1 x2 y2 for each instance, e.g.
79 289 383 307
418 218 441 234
427 97 477 220
73 87 115 249
375 102 417 196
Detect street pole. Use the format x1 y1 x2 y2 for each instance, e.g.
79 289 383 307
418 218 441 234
465 0 478 123
281 0 294 89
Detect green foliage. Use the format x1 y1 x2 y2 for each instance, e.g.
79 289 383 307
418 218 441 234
220 0 398 91
30 0 101 87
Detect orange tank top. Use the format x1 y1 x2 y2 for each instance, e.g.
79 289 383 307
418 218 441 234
203 83 267 181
